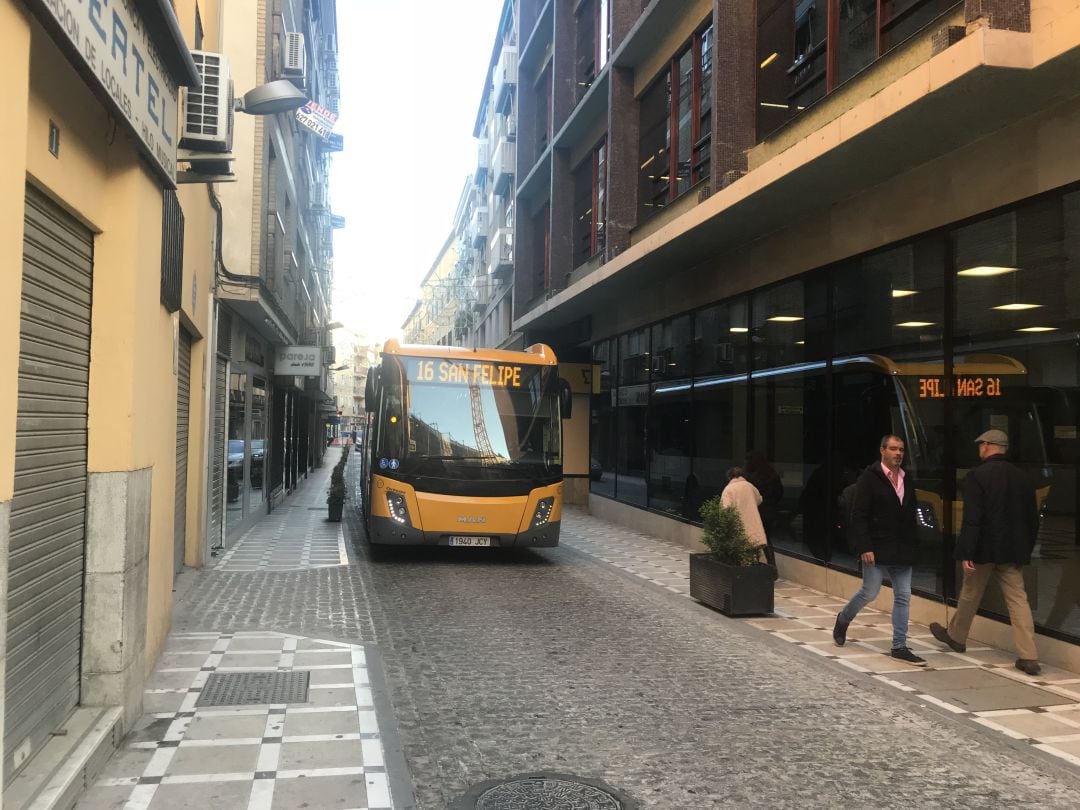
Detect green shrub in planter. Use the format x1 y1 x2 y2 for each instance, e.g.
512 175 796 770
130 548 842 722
690 496 774 616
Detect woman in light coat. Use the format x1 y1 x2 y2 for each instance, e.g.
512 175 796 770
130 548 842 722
720 466 774 565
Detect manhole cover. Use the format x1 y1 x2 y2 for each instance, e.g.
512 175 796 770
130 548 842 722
455 773 635 810
196 671 309 707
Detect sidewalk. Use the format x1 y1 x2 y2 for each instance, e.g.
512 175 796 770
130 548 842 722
77 448 403 810
560 507 1080 772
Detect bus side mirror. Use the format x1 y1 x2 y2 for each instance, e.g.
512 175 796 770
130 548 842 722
559 378 572 420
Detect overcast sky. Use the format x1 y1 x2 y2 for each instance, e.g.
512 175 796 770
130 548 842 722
330 0 505 346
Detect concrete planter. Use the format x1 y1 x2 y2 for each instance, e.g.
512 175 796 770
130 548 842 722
328 500 344 522
689 554 774 616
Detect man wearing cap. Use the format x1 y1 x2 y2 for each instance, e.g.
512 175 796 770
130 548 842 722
930 429 1042 675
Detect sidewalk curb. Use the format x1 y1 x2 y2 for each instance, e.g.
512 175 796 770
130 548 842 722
365 643 418 810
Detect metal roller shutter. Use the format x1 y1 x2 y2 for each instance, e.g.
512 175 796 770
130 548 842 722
175 329 192 576
5 184 93 782
208 355 227 548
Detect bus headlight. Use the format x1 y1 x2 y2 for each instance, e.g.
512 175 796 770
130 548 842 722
531 497 555 528
387 490 411 525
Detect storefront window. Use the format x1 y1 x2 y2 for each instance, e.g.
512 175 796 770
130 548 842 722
750 278 829 560
649 316 693 516
591 340 617 498
227 371 247 532
953 194 1080 637
616 329 649 506
832 240 947 589
249 377 267 507
692 300 750 517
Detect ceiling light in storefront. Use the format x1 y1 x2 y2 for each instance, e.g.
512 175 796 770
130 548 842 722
993 303 1042 311
759 102 789 109
897 321 934 327
1017 326 1058 332
958 266 1018 277
760 52 779 69
891 289 916 298
767 316 803 322
730 327 749 333
795 340 805 345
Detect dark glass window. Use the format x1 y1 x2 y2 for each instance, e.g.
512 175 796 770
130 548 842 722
749 278 829 560
675 49 694 198
881 0 958 52
692 300 750 519
953 194 1080 637
591 340 617 498
696 26 713 184
575 0 597 103
638 73 671 221
832 239 947 590
837 0 877 84
572 157 594 268
757 0 798 136
791 0 828 110
648 316 694 517
616 329 650 506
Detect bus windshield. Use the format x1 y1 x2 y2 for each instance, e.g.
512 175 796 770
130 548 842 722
375 355 561 483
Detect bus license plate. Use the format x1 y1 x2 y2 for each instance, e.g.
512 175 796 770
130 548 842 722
449 536 491 547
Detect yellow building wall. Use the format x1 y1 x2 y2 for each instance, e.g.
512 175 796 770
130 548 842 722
0 1 32 505
19 6 214 671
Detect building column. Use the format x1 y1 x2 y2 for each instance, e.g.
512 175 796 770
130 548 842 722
966 0 1031 31
609 0 640 52
605 66 639 261
712 0 756 187
551 0 576 133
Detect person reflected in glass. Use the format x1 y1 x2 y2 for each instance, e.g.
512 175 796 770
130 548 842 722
720 466 774 567
930 430 1041 676
744 449 783 537
833 435 925 665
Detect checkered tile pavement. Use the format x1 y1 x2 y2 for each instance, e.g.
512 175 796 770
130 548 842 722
560 508 1080 771
77 632 392 810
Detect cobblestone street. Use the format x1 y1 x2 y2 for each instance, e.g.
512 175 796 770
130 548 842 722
145 452 1080 808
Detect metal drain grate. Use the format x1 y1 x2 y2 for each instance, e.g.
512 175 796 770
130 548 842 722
456 774 635 810
196 671 310 707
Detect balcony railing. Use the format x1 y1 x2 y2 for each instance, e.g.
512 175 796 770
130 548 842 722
476 142 490 181
470 207 488 247
490 227 513 279
493 45 518 111
492 140 516 197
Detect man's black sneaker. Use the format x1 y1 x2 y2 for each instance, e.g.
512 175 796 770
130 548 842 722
929 622 966 653
891 646 926 665
833 613 850 647
1015 659 1041 676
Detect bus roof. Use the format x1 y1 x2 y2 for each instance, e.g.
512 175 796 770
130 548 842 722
381 339 558 366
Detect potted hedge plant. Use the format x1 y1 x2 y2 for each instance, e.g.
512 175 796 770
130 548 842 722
689 497 774 616
327 452 347 521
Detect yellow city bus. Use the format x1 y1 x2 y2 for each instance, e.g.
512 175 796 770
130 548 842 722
359 340 571 548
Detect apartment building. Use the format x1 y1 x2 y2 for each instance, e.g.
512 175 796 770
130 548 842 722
213 0 341 545
403 233 462 345
510 0 1080 665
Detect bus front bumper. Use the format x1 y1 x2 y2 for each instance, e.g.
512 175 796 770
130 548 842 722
367 516 560 548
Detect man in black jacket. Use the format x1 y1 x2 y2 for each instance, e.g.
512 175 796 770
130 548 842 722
833 435 924 664
930 429 1041 675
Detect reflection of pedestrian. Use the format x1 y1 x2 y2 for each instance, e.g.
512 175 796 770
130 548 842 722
834 435 925 664
721 467 774 566
930 429 1041 675
745 450 783 534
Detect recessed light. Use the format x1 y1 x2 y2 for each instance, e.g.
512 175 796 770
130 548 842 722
795 340 805 345
767 316 803 323
897 321 934 327
993 303 1042 311
760 52 779 69
730 327 749 333
958 266 1018 277
1016 326 1058 332
759 102 789 109
891 289 916 298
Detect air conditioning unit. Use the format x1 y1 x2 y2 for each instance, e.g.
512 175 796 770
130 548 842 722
283 32 306 78
506 114 517 138
181 51 233 152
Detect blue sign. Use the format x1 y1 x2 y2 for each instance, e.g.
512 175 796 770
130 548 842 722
378 458 388 470
388 458 400 470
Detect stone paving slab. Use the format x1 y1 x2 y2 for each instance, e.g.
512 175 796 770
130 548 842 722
559 506 1080 774
78 631 393 810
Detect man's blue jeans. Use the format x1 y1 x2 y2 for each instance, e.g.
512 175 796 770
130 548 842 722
838 564 913 649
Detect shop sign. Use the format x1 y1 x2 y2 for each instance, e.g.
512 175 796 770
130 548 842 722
295 100 338 139
29 0 179 181
275 346 320 376
616 384 649 407
560 363 600 395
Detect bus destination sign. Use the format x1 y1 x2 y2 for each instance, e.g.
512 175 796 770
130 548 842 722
918 376 1003 399
408 358 524 388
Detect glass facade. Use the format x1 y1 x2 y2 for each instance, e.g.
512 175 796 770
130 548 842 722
590 185 1080 642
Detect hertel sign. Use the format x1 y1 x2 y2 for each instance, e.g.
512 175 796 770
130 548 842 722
275 346 321 377
31 0 179 181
